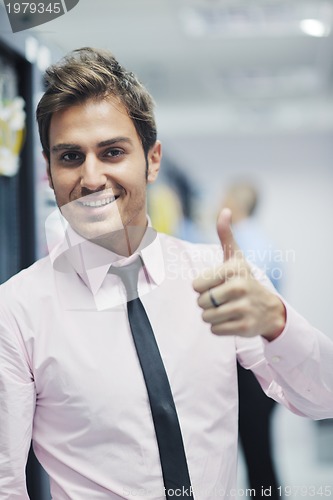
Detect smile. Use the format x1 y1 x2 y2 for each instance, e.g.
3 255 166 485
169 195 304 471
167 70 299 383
79 196 118 208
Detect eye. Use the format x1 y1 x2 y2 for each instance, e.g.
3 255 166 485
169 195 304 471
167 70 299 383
62 152 82 162
104 148 124 158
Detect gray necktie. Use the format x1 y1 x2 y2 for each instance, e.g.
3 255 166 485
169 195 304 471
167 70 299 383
110 257 194 499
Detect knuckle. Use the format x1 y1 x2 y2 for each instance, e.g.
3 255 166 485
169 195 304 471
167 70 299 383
211 324 220 335
231 304 244 317
202 310 210 322
213 266 224 282
230 279 248 296
237 320 248 334
193 283 202 293
240 298 252 314
197 295 204 307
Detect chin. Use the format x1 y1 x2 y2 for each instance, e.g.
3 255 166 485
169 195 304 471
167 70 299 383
73 222 126 242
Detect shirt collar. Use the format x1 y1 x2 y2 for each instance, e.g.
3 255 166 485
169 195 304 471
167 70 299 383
46 209 165 295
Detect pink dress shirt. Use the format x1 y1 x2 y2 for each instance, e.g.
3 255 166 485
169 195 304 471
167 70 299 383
0 214 333 499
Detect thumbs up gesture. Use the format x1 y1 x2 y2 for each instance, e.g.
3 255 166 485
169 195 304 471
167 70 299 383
193 208 286 340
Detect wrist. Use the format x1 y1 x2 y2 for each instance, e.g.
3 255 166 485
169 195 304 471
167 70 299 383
263 296 286 342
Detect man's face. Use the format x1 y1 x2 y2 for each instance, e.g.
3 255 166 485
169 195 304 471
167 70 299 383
47 98 161 243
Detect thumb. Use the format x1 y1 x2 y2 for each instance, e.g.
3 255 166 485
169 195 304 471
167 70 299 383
217 208 241 261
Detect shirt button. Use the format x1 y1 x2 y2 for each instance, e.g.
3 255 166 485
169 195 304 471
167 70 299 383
271 355 281 363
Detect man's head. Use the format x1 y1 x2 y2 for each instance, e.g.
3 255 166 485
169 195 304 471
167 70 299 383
37 48 161 254
221 182 258 224
37 47 157 164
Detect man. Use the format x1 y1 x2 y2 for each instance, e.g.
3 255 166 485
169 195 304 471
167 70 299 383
0 47 332 500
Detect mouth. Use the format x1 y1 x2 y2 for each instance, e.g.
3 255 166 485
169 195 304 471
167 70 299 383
78 195 119 208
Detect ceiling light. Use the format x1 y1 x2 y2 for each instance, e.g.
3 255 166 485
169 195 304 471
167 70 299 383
299 19 329 37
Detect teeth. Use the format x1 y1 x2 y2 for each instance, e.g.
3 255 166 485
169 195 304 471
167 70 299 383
81 196 115 207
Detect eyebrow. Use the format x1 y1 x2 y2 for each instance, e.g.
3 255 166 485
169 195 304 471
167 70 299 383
51 137 133 153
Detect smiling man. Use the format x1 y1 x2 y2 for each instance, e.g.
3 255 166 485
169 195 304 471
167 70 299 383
0 47 332 500
39 53 162 256
46 98 160 255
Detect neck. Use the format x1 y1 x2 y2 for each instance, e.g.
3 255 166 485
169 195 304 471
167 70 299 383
91 223 148 256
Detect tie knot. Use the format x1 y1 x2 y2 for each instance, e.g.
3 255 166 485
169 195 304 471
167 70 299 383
109 256 143 301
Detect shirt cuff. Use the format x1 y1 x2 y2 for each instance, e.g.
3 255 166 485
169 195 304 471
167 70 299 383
263 300 317 371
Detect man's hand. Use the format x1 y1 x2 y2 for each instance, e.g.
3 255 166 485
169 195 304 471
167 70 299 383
193 208 286 341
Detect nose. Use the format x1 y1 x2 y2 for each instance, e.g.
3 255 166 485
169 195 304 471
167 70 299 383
80 155 107 192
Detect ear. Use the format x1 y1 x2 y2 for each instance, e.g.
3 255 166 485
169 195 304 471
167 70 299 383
43 151 53 189
147 140 162 184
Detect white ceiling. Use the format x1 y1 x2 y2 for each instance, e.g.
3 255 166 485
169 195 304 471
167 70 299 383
4 0 333 134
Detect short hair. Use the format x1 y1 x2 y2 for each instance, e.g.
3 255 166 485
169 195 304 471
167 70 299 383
226 182 258 216
36 47 157 161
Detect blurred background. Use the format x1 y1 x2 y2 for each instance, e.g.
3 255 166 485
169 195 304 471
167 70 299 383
0 0 332 498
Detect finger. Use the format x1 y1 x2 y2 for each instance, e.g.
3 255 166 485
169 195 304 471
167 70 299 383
217 208 242 261
193 266 226 294
197 278 248 309
202 300 245 325
193 259 251 294
210 318 251 336
193 209 245 294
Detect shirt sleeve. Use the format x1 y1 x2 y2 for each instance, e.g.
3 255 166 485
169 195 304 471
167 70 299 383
0 301 36 498
236 267 333 420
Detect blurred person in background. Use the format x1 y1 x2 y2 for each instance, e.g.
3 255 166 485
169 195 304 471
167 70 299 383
148 161 203 243
220 181 283 499
148 183 184 237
